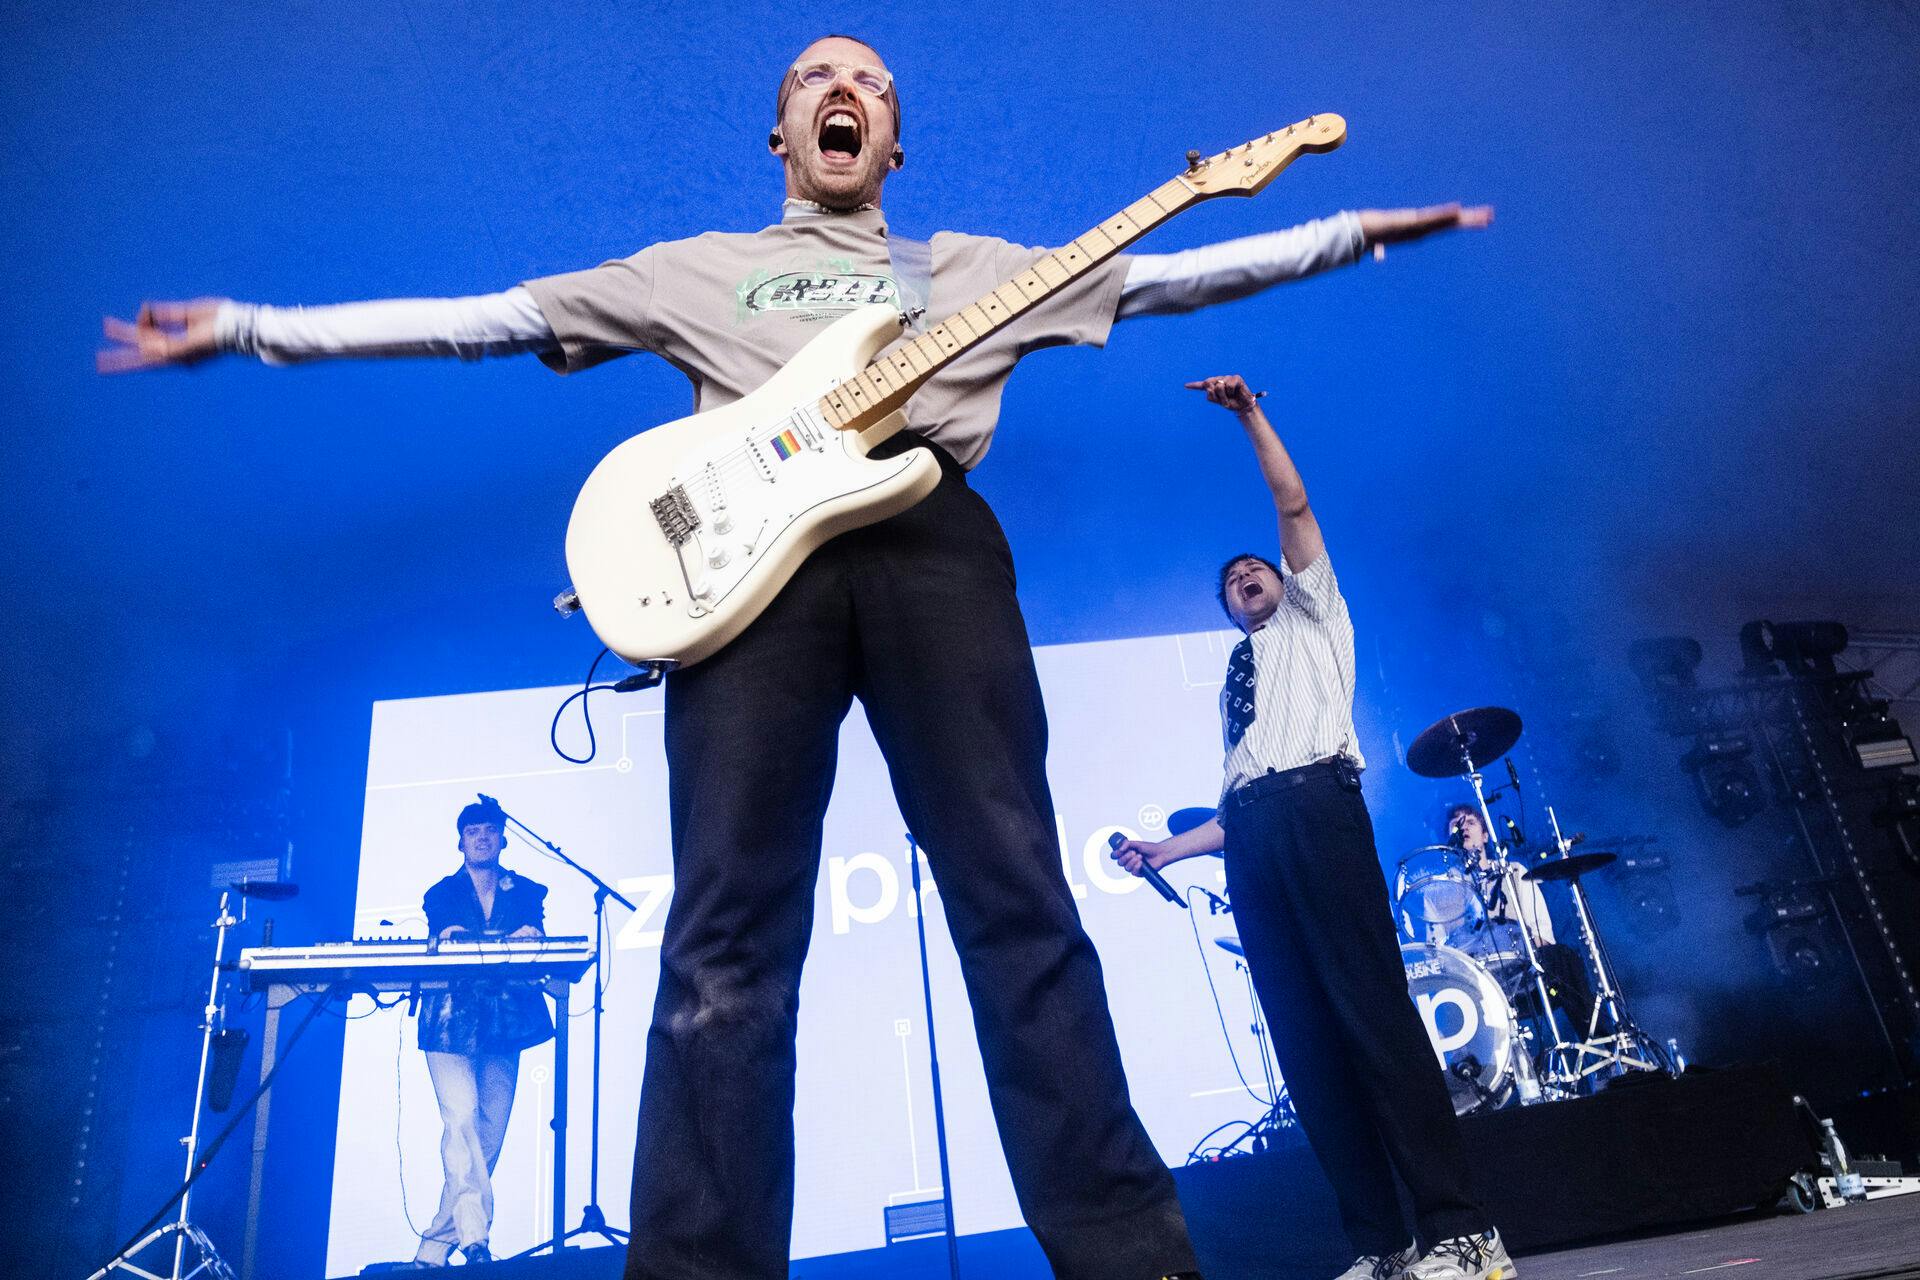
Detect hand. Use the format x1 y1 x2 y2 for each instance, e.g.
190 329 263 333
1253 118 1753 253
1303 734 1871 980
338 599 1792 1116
1356 203 1494 248
508 925 542 939
98 298 226 373
1109 837 1170 877
1184 374 1261 415
438 925 470 941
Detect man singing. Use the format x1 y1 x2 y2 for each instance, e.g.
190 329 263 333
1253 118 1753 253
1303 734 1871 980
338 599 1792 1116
1113 376 1515 1280
103 34 1490 1279
408 799 551 1268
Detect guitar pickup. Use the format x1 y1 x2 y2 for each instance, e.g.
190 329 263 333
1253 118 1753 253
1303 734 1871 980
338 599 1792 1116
649 485 701 547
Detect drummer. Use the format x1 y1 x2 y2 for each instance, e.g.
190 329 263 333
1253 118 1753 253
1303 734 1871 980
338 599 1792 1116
1442 804 1554 949
1443 803 1594 1031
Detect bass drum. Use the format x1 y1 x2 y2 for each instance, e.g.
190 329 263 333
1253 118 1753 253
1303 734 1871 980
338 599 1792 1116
1401 943 1516 1115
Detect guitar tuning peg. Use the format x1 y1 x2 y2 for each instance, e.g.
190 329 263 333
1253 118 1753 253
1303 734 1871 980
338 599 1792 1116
1186 149 1203 171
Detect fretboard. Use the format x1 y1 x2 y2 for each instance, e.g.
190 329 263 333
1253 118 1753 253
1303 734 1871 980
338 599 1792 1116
815 176 1203 433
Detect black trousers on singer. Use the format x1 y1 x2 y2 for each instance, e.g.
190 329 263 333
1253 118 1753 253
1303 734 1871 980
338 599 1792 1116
623 437 1197 1280
1222 762 1489 1256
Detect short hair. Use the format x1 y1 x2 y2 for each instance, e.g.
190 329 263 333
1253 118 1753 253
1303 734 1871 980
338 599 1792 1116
1440 802 1480 840
775 35 902 140
456 800 506 837
1215 553 1281 620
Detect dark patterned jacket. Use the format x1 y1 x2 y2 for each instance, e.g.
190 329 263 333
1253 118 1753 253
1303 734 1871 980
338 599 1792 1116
416 867 556 1055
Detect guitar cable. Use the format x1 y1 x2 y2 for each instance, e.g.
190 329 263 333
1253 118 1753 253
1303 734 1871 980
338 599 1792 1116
550 647 618 764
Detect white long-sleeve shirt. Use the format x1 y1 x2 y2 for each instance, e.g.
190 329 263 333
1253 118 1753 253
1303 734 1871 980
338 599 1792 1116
215 208 1365 365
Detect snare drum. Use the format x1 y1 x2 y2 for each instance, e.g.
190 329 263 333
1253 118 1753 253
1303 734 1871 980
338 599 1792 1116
1400 942 1516 1115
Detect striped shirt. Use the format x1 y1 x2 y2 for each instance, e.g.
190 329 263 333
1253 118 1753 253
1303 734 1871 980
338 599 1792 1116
1220 551 1364 801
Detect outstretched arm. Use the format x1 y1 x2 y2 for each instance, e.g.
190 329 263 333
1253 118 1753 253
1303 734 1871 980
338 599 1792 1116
1186 374 1323 572
99 288 557 373
1117 202 1492 319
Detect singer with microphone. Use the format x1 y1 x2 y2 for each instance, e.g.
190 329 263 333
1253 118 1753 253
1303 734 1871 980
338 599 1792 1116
398 798 553 1269
1112 375 1515 1280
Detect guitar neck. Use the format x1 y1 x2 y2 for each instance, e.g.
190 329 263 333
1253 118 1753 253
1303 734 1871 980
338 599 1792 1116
814 176 1202 434
814 114 1347 435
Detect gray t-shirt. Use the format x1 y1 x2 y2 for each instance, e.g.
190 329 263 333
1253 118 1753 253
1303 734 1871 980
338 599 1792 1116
523 206 1130 470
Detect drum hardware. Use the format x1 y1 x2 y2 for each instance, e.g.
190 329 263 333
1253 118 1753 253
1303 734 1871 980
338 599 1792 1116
1210 932 1296 1151
1530 807 1668 1087
1406 707 1568 1080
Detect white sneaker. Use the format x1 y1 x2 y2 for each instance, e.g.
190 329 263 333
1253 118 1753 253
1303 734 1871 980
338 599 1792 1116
1333 1241 1418 1280
1405 1228 1517 1280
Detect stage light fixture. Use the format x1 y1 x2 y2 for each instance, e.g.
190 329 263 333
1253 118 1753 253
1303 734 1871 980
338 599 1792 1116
1739 619 1850 676
1842 703 1917 770
1683 733 1766 827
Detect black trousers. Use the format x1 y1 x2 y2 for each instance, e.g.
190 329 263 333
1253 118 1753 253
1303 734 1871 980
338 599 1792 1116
623 438 1196 1280
1222 764 1488 1255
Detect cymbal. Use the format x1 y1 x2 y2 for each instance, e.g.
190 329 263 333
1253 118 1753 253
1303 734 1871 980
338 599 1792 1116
1214 935 1245 957
1523 853 1617 883
1167 806 1217 837
1405 707 1524 778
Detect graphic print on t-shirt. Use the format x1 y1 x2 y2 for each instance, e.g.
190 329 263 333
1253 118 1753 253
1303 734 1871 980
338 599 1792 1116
735 258 899 326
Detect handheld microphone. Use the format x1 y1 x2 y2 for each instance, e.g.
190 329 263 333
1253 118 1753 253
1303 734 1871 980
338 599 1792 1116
1108 832 1183 907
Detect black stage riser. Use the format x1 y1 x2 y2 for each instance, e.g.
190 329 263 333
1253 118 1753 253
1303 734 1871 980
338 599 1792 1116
1173 1064 1815 1279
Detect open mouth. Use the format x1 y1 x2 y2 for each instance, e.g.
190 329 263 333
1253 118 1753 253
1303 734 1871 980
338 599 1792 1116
1241 580 1265 602
818 110 863 162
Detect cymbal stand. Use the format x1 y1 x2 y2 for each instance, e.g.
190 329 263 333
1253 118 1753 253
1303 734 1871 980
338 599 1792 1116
1542 806 1664 1087
89 892 241 1280
1218 958 1293 1154
1458 743 1571 1092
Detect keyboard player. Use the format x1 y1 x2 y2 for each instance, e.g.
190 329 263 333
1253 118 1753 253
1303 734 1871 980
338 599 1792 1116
402 798 553 1269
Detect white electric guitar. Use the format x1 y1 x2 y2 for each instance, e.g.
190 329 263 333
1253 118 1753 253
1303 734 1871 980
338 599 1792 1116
563 114 1347 675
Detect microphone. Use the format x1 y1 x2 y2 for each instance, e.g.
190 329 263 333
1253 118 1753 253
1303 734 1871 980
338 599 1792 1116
1109 832 1183 907
1503 816 1526 849
1506 758 1521 793
478 792 500 808
1446 821 1468 851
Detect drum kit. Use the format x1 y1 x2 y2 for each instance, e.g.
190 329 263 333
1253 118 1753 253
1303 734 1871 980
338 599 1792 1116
1203 705 1670 1127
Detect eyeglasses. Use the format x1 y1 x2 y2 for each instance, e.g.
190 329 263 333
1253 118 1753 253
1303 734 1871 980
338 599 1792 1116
790 60 892 96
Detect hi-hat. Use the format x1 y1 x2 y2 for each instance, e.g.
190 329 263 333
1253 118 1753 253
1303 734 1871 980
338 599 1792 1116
1522 853 1617 883
1406 707 1523 778
1167 806 1218 837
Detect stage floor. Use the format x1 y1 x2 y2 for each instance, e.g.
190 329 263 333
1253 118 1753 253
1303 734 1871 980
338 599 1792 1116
1511 1192 1920 1280
337 1194 1920 1280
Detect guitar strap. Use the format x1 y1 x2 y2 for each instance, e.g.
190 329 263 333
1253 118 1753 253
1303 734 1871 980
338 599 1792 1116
886 231 932 335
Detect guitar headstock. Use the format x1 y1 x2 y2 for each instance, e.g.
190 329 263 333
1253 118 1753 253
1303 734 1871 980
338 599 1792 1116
1178 113 1347 198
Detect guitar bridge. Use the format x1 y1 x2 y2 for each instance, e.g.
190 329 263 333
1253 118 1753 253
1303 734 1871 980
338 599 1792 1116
649 485 701 547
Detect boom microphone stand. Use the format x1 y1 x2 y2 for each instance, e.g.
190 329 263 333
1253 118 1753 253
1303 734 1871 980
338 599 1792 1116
484 795 635 1257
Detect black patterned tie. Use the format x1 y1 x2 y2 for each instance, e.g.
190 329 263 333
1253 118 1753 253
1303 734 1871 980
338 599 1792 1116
1225 636 1257 747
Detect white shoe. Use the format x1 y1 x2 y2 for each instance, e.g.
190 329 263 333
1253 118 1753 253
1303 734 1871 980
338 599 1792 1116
1333 1241 1418 1280
1405 1228 1517 1280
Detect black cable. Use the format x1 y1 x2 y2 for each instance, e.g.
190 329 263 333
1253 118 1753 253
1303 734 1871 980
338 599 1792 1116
1184 885 1273 1106
550 647 618 764
99 989 335 1271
